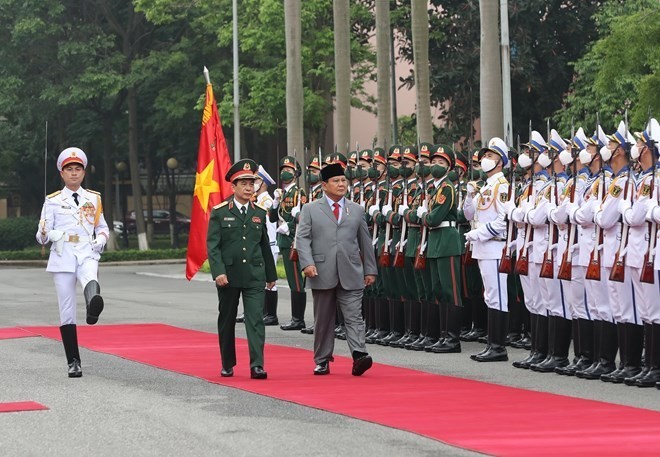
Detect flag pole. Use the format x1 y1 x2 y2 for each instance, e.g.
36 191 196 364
233 0 240 162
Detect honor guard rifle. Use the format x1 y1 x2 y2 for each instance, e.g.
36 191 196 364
515 121 535 276
40 121 48 258
371 144 383 247
610 111 633 282
288 150 301 262
499 138 517 274
540 122 559 279
641 119 658 283
393 146 412 268
463 138 475 265
414 144 429 270
586 116 605 281
379 150 394 267
558 122 579 280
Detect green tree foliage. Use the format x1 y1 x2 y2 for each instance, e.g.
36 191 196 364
554 0 659 133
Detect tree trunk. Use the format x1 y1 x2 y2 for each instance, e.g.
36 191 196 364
411 0 433 143
333 0 351 152
102 117 117 251
479 0 503 143
375 0 392 148
145 145 154 243
127 86 148 250
284 0 305 185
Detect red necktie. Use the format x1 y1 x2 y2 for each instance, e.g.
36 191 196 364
332 202 340 220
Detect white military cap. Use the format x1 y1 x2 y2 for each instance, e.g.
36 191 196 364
57 147 88 171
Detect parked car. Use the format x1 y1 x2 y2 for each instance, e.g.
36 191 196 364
125 210 191 235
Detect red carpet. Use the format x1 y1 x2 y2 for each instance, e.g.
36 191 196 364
0 327 36 339
0 401 49 413
9 323 660 456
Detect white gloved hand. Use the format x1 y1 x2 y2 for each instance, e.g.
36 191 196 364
91 237 106 253
416 206 428 219
618 199 631 216
467 182 476 195
381 204 393 217
398 204 409 216
502 200 516 218
398 239 407 250
566 202 579 223
368 204 379 217
507 239 517 252
420 242 427 253
646 204 660 223
276 222 290 235
291 206 300 218
272 189 283 208
47 229 64 243
464 230 479 242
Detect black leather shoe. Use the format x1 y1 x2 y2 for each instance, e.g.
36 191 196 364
262 315 279 326
221 367 234 377
513 351 546 369
352 355 373 376
86 295 104 325
314 362 330 375
68 359 82 378
460 327 486 342
531 356 570 373
431 338 461 354
235 314 245 323
472 345 508 362
301 326 314 334
602 365 642 384
579 361 616 380
280 319 305 331
510 334 532 349
250 366 267 379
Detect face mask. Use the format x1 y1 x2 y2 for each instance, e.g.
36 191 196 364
468 169 481 180
630 145 640 160
430 164 447 179
367 167 381 179
600 146 612 163
354 167 367 179
400 166 414 178
537 153 552 169
447 170 458 182
308 173 320 185
518 153 532 169
578 149 592 165
558 150 573 166
416 164 431 178
280 170 294 182
480 157 497 173
387 165 400 179
344 167 354 180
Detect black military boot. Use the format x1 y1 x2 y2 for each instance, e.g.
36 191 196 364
419 301 440 351
369 297 391 343
60 324 82 378
404 300 421 346
262 289 279 326
513 313 539 369
431 304 462 354
601 322 627 382
406 300 429 349
426 302 448 352
605 322 642 383
626 322 652 386
472 308 508 362
532 316 571 373
557 318 592 375
580 320 618 380
84 280 104 325
390 299 412 348
365 296 376 338
280 291 306 330
636 323 660 387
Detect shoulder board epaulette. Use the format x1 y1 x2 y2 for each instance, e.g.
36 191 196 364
213 201 228 209
498 176 508 184
255 203 267 211
87 189 101 195
47 190 61 199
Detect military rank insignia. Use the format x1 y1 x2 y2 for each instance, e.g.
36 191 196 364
252 216 261 223
437 192 447 205
642 184 651 197
610 185 622 198
500 192 508 203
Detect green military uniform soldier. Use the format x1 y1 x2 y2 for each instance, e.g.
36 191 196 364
270 156 308 330
207 159 277 379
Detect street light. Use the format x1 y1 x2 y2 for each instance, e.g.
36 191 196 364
166 157 179 248
116 161 128 248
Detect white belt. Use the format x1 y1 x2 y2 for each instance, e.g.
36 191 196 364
65 235 91 243
429 221 457 230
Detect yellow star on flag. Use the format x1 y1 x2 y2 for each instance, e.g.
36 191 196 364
193 160 220 212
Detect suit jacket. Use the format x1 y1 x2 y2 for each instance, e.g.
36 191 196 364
296 196 377 291
207 197 277 288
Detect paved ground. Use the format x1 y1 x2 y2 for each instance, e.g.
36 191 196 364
1 264 659 456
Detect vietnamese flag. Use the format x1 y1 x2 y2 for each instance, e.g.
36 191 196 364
186 80 233 280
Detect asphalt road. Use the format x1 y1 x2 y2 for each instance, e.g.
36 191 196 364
1 263 659 456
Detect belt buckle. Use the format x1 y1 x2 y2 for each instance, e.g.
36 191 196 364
69 234 79 243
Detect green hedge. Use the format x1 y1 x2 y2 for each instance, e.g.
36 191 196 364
0 247 187 262
0 217 40 251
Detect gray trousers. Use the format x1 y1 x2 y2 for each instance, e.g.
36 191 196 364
312 285 367 364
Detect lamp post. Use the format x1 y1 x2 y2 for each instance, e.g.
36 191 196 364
166 157 179 249
115 161 128 248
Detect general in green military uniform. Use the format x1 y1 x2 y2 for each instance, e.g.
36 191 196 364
207 159 278 380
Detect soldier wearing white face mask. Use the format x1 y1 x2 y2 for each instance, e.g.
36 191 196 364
463 137 510 362
36 147 109 378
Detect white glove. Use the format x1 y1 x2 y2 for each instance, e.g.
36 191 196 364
507 239 517 252
48 230 65 256
381 204 393 217
464 230 479 242
291 206 300 218
467 182 476 195
276 222 290 235
91 237 106 253
618 199 631 216
420 242 427 253
398 204 409 216
416 206 428 219
272 189 283 208
368 204 379 217
566 202 579 223
398 239 407 250
646 204 660 223
502 200 516 218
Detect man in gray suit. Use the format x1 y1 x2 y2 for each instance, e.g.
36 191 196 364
296 163 378 376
